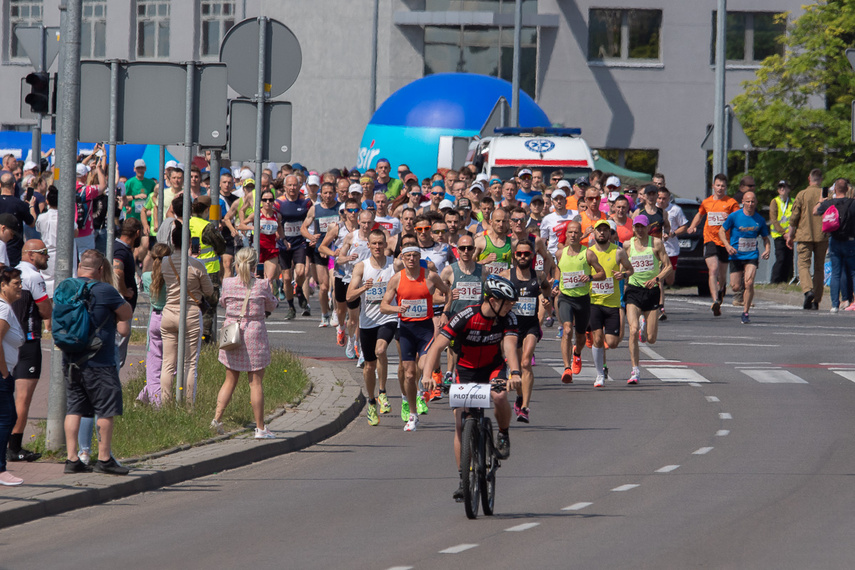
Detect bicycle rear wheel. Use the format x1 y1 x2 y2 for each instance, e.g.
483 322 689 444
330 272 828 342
461 417 481 519
480 418 496 516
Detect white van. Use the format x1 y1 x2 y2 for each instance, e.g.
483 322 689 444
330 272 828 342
468 127 596 182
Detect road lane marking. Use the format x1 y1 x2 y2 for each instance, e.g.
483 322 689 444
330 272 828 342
612 484 639 492
640 346 668 361
505 523 540 532
727 361 772 365
562 502 593 511
705 396 720 402
440 544 479 554
691 342 779 347
387 567 414 570
693 447 714 455
832 370 855 383
656 465 680 473
716 430 730 436
645 367 709 383
740 369 808 384
266 329 307 334
719 413 732 419
689 382 702 387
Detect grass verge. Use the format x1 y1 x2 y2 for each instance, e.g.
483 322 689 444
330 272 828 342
30 345 309 461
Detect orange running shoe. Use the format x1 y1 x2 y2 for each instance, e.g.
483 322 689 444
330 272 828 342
429 372 443 401
572 353 582 375
336 327 346 347
561 367 573 384
585 331 593 348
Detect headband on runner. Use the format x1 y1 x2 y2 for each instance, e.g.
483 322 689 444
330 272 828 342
401 246 421 255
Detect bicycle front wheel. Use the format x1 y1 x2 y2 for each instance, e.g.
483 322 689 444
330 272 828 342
461 417 481 519
481 417 496 516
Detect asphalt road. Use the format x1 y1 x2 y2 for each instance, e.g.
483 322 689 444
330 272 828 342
2 293 855 569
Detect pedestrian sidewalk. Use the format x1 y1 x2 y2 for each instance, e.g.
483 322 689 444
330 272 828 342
0 358 364 530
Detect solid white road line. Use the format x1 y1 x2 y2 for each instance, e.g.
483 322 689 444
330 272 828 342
646 367 709 383
693 447 714 455
716 430 730 436
386 567 414 570
266 329 307 334
656 465 680 473
440 544 479 554
688 382 702 387
719 413 732 419
611 484 639 492
562 502 593 511
740 369 808 384
705 396 720 402
832 370 855 383
726 361 773 365
640 345 668 361
505 523 540 532
691 342 779 347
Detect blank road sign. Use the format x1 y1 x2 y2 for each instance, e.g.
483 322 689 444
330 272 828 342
228 99 292 162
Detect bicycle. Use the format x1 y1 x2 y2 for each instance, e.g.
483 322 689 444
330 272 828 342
445 379 506 519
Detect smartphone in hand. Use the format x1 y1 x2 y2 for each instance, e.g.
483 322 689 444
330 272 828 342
256 263 265 278
25 187 34 202
191 236 201 255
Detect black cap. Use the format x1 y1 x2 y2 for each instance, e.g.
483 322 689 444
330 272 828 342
457 197 472 210
0 213 22 238
643 184 659 194
574 176 590 187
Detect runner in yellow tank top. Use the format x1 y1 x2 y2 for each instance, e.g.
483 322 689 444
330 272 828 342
552 221 605 384
622 215 672 385
589 219 635 387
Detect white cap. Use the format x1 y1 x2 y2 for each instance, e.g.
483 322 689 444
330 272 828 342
165 160 178 170
348 183 363 195
76 163 90 177
518 168 533 177
475 173 489 183
134 158 146 169
552 189 567 199
605 175 621 188
174 162 185 172
307 174 321 186
240 168 254 179
23 160 37 171
556 180 572 191
469 181 484 192
232 167 242 178
608 220 617 232
608 191 620 202
439 199 455 210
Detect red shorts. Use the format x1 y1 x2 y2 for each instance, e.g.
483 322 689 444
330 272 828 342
669 255 678 271
260 247 279 263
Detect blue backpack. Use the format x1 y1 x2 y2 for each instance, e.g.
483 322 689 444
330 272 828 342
51 278 107 360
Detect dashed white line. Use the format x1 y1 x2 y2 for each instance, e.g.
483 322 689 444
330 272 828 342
656 465 680 473
716 430 730 436
505 522 540 532
693 447 714 455
741 369 808 384
726 361 772 365
387 567 414 570
719 413 732 420
612 484 639 492
440 544 479 554
562 502 593 511
705 396 720 402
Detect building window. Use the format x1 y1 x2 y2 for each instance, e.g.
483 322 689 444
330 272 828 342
424 25 538 98
81 0 107 58
9 0 43 60
588 9 662 62
137 0 170 59
201 0 235 57
711 12 785 65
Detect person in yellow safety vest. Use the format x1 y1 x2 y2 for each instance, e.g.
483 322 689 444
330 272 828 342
189 196 224 344
769 180 794 284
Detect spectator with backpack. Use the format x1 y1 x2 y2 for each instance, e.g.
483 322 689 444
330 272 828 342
55 249 132 475
814 178 855 312
0 267 25 485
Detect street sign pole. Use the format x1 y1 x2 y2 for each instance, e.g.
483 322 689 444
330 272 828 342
105 59 119 262
510 0 522 127
712 0 727 177
253 17 268 253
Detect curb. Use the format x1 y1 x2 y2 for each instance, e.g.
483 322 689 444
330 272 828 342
0 359 365 530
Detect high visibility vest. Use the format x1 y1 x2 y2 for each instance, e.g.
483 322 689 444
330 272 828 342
189 216 220 274
771 195 793 239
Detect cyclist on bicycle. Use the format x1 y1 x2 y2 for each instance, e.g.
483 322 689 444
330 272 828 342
420 275 523 501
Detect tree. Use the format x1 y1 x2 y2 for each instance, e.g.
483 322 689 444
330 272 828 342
732 0 855 203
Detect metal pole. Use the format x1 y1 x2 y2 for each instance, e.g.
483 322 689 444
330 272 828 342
369 0 379 115
158 144 165 225
253 17 268 252
510 0 522 127
712 0 727 177
46 0 81 451
175 62 195 403
105 59 119 262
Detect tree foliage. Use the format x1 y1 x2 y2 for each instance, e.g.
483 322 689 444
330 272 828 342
732 0 855 204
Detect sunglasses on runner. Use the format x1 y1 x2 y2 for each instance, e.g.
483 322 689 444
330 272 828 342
515 251 532 257
458 245 475 252
431 192 444 197
261 198 275 203
346 208 360 213
415 226 431 233
510 217 526 223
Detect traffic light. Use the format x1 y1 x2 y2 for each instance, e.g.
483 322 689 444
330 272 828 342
24 71 50 114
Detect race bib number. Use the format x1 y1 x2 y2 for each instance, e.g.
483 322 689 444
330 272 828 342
260 220 278 235
631 253 655 273
456 282 482 301
534 254 544 271
562 271 587 289
365 282 386 303
377 221 394 232
591 279 615 296
401 298 428 319
486 261 508 275
737 237 758 253
282 221 301 237
317 216 337 233
449 383 493 409
707 211 727 227
514 296 537 316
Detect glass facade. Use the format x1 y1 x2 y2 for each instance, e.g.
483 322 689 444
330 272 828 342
712 12 786 64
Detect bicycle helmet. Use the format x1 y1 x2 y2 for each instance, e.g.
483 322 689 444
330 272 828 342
483 275 518 302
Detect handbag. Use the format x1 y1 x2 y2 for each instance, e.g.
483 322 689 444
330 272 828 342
218 282 252 351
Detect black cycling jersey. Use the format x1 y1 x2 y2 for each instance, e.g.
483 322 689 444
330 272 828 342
441 304 518 369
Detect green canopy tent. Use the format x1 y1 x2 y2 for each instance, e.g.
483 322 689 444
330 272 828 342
593 154 653 186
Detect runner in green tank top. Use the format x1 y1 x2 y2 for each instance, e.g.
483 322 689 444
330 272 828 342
475 208 512 276
552 221 605 384
622 215 672 385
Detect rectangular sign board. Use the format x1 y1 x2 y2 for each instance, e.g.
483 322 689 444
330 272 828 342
228 99 292 162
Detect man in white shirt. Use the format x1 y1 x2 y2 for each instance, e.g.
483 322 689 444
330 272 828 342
656 186 688 320
540 188 574 256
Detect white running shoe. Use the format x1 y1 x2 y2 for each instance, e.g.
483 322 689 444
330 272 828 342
330 311 339 327
628 368 640 385
594 375 605 388
356 353 365 368
345 336 356 359
318 314 331 327
404 414 419 432
210 419 225 435
254 427 275 439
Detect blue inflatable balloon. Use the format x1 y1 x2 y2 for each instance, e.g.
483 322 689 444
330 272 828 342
356 73 550 180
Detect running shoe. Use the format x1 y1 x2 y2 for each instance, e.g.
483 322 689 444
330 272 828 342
0 471 23 486
345 336 357 359
741 312 751 325
846 303 855 312
285 306 296 320
514 395 523 417
401 399 410 422
517 406 530 423
377 393 391 414
531 354 536 367
77 450 90 466
318 314 331 328
628 368 640 385
639 316 647 343
594 375 605 388
556 328 563 339
356 353 365 368
830 307 839 314
659 307 667 321
297 292 309 310
544 316 554 328
7 448 41 462
585 331 593 348
404 414 419 432
301 306 311 317
416 394 429 415
354 340 360 359
278 289 286 301
367 403 379 426
561 367 573 384
711 299 721 317
254 427 275 439
336 326 346 347
495 431 510 459
572 353 582 375
429 372 443 401
330 311 340 326
443 371 454 385
210 419 225 435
